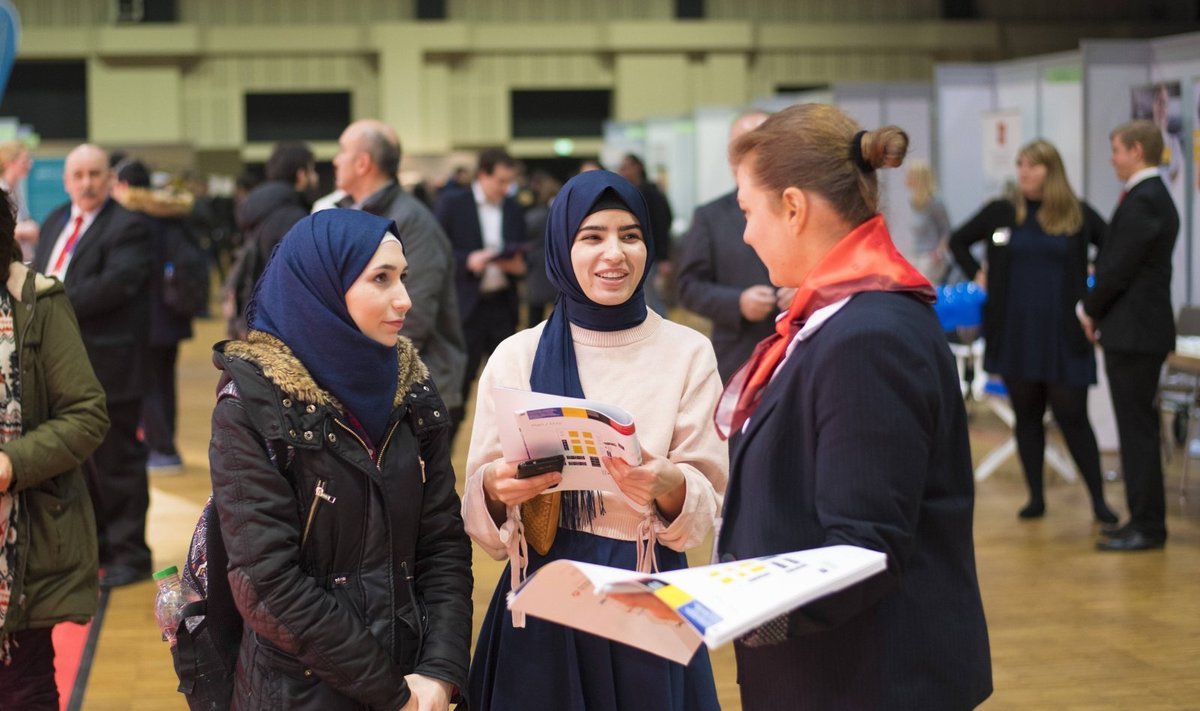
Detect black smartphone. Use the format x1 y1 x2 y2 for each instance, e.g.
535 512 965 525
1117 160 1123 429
516 454 566 479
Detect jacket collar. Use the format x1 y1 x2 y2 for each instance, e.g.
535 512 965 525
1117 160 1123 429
223 330 428 412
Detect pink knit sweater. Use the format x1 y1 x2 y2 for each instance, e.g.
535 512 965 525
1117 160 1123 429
461 309 728 561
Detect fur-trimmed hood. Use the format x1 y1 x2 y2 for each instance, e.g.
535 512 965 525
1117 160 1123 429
223 330 430 411
116 186 194 219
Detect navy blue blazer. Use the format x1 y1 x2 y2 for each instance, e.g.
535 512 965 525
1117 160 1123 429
435 188 526 323
1084 175 1178 355
35 199 152 402
718 292 992 710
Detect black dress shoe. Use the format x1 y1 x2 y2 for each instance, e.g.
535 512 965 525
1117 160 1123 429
99 564 152 589
1100 522 1130 537
1095 530 1165 552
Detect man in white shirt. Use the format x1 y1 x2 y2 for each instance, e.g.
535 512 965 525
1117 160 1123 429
1081 120 1180 552
435 148 527 439
34 143 154 586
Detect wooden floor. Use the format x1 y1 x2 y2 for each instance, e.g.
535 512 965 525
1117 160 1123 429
82 315 1200 710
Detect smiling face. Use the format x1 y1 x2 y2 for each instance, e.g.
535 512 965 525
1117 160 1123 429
344 239 412 347
570 208 647 306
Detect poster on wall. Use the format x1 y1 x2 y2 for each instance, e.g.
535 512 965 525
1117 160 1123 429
1131 82 1185 213
981 109 1021 187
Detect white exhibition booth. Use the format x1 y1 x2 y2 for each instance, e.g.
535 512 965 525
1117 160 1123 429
603 30 1200 458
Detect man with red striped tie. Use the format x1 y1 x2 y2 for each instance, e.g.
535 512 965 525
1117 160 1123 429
34 144 153 587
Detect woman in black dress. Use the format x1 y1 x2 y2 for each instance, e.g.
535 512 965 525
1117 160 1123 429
950 139 1117 523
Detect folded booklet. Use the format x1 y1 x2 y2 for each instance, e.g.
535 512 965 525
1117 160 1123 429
493 386 642 493
507 545 888 664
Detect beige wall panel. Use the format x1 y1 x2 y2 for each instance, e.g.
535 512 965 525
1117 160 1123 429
89 60 183 143
708 0 938 21
749 51 932 97
204 25 369 54
440 53 613 149
615 54 690 121
12 0 106 26
692 53 749 108
420 60 452 153
181 56 377 149
179 0 411 24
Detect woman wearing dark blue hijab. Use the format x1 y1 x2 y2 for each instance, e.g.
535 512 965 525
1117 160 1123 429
461 172 726 710
207 209 472 711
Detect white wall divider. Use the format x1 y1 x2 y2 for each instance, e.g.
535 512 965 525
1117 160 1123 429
935 64 998 226
835 82 934 260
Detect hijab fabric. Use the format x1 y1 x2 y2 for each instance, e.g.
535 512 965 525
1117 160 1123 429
248 209 402 444
529 170 654 398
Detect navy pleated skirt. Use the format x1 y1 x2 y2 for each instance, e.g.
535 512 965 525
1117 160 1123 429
467 527 721 711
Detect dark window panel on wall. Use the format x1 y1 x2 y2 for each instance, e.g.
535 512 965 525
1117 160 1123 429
511 90 611 138
776 84 830 94
0 61 88 140
114 0 178 23
676 0 704 19
942 0 976 19
244 92 351 142
416 0 446 20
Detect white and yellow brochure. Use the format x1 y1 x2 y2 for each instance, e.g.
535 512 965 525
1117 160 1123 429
507 545 888 664
492 386 642 493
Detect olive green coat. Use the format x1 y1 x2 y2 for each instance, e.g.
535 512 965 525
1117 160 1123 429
0 262 109 633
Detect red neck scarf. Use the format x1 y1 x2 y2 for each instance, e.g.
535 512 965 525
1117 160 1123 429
715 215 935 439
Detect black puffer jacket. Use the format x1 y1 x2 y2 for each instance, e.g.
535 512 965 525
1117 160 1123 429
209 332 471 710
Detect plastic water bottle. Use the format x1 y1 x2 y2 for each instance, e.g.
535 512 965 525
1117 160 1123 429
153 566 188 646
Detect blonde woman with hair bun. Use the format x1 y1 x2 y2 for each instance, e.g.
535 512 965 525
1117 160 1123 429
949 139 1116 525
715 103 992 710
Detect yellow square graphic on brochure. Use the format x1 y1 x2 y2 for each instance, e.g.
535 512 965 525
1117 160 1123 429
652 584 693 610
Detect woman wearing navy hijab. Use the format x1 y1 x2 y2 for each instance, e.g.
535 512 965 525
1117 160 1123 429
207 210 472 711
461 171 726 710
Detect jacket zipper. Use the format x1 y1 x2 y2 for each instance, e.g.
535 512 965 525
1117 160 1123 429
335 419 403 471
301 480 336 547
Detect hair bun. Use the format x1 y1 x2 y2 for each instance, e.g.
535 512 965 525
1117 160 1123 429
860 126 909 170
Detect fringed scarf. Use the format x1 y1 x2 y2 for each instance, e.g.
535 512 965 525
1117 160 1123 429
715 214 935 438
0 289 24 663
530 171 653 529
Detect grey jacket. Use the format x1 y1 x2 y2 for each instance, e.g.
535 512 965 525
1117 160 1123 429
358 182 467 409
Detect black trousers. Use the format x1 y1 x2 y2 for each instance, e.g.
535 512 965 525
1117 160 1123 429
142 344 180 456
1104 350 1168 539
0 627 59 710
85 398 151 572
452 294 517 442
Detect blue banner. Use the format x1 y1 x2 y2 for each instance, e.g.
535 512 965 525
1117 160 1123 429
28 157 66 225
0 1 19 105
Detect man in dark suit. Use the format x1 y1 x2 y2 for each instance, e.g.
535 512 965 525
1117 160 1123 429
435 148 526 434
617 153 673 316
677 111 777 382
36 144 153 586
1081 120 1179 551
334 119 467 423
